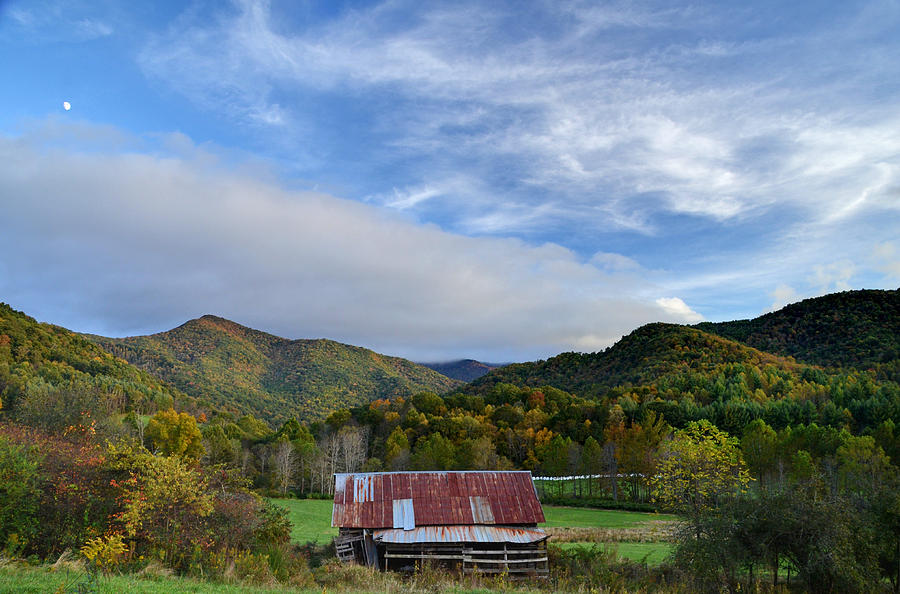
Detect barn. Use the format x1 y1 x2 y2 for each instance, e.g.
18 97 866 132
331 471 549 577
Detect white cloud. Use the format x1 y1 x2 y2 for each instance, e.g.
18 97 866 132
810 260 856 293
590 252 641 272
875 242 900 280
376 186 443 210
655 297 703 323
0 122 703 361
770 284 800 311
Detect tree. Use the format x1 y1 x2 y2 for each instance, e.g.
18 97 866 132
0 436 41 555
602 442 618 501
652 420 750 527
740 419 778 490
118 452 213 569
384 426 410 470
616 411 670 502
145 408 204 460
202 424 237 466
581 437 603 496
457 436 504 470
410 433 456 470
836 434 892 496
272 440 296 495
337 426 369 473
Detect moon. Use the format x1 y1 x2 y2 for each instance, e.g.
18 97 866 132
63 101 71 111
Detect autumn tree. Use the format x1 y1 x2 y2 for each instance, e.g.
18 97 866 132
118 452 213 568
384 426 410 470
652 420 750 527
617 411 670 502
145 408 205 460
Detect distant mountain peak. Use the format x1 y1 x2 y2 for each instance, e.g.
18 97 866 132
421 359 504 383
87 317 461 422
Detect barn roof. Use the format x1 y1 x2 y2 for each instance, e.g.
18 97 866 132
331 471 545 529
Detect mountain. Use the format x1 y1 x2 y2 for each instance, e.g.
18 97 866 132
420 359 504 382
460 292 900 434
0 302 185 423
696 289 900 369
465 323 796 402
86 315 462 422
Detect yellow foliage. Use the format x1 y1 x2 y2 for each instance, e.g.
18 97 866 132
80 533 127 573
652 420 750 519
145 408 204 460
534 427 555 448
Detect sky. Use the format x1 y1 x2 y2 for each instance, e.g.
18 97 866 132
1 0 899 362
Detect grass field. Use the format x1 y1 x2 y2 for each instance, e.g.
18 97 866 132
271 498 677 565
0 565 311 594
554 542 674 565
271 498 337 544
540 506 677 528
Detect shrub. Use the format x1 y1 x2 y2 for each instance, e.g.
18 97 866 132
80 533 127 574
0 436 41 556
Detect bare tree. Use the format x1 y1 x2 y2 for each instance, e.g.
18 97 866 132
338 426 370 473
240 446 254 478
272 440 296 495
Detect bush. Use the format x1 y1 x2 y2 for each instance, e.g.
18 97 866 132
80 533 127 574
549 544 685 593
0 436 41 556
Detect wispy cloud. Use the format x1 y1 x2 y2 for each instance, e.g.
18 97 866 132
135 0 900 242
2 1 114 41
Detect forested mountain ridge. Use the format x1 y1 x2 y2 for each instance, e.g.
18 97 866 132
463 324 900 434
0 302 185 422
466 323 797 400
696 288 900 369
86 315 462 422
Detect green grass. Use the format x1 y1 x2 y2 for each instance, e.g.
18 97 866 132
270 497 338 544
554 542 673 565
540 506 678 529
0 565 313 594
541 506 676 566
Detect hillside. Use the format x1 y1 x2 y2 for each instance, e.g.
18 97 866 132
0 302 185 424
87 315 461 422
696 288 900 369
466 323 797 402
420 359 502 382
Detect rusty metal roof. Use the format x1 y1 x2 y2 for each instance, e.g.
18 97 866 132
332 471 545 529
373 525 548 544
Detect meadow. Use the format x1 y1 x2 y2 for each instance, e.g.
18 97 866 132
0 565 310 594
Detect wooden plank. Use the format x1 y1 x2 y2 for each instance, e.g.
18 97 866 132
463 557 548 564
462 567 548 574
384 553 463 561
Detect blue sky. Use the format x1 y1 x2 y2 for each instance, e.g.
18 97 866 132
1 0 898 361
